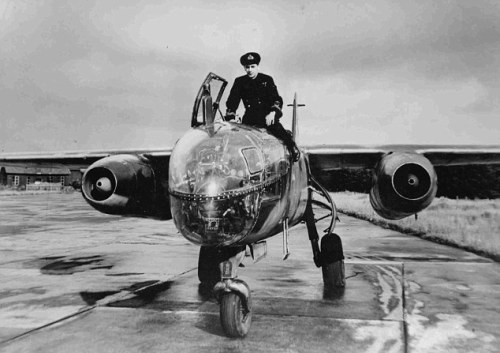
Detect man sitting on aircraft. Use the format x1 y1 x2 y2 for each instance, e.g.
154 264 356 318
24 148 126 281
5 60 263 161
225 52 301 162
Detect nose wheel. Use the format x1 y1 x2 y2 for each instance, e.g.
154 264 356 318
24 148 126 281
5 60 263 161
220 287 252 337
214 277 252 338
198 246 253 337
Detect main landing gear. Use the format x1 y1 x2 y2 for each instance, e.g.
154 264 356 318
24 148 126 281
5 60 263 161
306 175 345 293
198 246 252 338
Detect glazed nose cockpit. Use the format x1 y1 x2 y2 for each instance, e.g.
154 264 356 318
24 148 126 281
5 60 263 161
168 126 265 246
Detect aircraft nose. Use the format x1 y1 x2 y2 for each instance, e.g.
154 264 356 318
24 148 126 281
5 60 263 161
168 156 263 246
170 190 261 246
168 125 268 246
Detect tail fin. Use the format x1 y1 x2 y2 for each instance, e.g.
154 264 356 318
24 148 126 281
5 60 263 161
287 93 305 141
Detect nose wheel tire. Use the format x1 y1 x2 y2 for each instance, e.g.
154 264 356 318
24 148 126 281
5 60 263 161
220 292 252 338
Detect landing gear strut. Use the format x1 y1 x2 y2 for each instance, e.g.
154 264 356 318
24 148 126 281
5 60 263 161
306 175 345 292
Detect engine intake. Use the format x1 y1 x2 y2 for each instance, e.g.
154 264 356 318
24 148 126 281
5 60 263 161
82 154 171 219
370 152 437 220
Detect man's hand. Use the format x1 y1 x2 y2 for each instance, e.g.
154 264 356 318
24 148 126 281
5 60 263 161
225 110 236 121
265 112 275 126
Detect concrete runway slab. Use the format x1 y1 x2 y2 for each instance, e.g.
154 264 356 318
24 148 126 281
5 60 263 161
0 193 498 352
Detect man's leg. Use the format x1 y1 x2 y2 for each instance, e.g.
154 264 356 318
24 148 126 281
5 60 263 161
267 122 301 162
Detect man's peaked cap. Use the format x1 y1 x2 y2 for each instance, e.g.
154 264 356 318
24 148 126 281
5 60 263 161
240 52 261 66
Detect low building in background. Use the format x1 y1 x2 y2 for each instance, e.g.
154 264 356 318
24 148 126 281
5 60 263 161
0 164 71 190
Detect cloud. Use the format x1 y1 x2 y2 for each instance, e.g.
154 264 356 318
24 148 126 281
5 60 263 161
278 1 500 79
0 0 499 153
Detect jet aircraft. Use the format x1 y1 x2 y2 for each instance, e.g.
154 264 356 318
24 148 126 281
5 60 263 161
3 73 500 338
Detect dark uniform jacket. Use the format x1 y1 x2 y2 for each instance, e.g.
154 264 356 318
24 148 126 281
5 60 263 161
226 73 283 127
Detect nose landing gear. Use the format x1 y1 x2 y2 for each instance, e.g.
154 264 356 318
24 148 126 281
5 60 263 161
215 279 252 338
198 245 252 338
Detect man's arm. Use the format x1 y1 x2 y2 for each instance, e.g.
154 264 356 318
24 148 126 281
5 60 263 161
225 78 241 120
268 77 283 119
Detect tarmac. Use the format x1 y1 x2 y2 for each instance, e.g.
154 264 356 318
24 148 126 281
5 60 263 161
0 193 498 353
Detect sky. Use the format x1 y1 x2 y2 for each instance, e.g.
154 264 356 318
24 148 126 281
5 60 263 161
0 0 499 153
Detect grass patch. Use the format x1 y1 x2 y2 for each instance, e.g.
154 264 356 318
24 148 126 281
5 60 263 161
332 192 500 261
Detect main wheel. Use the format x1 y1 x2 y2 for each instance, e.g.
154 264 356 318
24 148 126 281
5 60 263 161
220 292 252 338
321 233 345 289
322 260 345 288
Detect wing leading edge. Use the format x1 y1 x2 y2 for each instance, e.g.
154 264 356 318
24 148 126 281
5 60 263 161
0 148 172 162
303 144 500 171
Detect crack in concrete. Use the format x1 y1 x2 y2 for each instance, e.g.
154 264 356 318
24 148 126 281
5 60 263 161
345 271 364 280
402 263 409 353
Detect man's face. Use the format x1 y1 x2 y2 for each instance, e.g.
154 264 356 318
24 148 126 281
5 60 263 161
244 64 259 78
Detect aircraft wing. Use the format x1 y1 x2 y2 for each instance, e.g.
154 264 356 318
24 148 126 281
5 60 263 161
2 144 499 222
302 144 500 219
0 148 173 220
0 148 172 162
303 144 500 171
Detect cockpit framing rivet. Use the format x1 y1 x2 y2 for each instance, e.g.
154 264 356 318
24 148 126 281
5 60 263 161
169 174 283 202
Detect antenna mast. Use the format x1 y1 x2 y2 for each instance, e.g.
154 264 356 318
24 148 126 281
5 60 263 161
287 93 305 140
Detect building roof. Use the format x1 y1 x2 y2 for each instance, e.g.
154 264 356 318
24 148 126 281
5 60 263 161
0 165 71 175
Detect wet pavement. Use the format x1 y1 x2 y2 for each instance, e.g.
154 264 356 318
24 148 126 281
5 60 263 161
0 193 498 352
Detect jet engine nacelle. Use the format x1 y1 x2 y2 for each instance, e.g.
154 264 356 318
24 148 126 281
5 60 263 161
82 154 171 220
369 152 437 220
